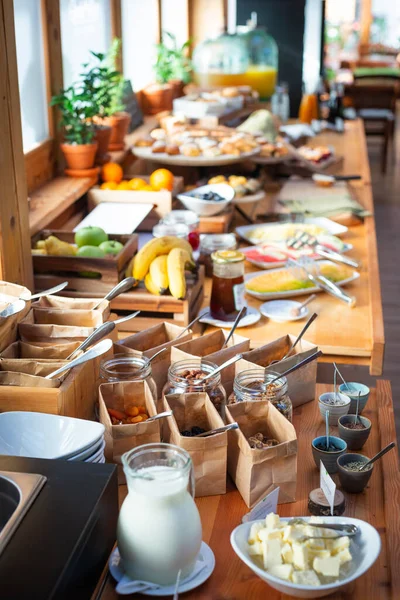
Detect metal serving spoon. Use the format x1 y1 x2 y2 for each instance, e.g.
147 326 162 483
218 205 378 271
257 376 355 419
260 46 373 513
222 306 247 348
146 410 173 423
200 354 243 382
194 423 239 438
358 441 396 471
45 339 113 379
266 350 323 385
270 312 318 365
19 281 69 301
66 311 140 360
0 299 26 320
288 518 358 537
92 277 137 310
175 311 209 340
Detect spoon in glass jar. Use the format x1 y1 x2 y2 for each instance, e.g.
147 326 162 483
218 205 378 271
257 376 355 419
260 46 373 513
200 354 243 382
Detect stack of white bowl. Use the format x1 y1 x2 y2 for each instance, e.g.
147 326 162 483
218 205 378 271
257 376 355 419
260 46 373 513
0 412 105 464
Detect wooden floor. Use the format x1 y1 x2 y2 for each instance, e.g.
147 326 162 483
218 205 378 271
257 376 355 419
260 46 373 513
319 117 400 439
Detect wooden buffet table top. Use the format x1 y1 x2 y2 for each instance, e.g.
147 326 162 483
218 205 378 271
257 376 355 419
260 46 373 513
98 380 399 600
202 120 384 375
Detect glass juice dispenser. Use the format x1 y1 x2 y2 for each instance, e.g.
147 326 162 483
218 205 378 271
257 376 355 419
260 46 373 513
193 13 278 99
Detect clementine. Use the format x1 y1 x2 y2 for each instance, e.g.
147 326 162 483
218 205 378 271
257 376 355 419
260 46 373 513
100 181 118 190
140 184 155 192
128 177 148 190
149 168 174 191
117 181 132 190
101 162 123 183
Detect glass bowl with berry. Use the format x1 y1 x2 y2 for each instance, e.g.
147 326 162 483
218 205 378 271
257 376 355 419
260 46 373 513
160 210 200 251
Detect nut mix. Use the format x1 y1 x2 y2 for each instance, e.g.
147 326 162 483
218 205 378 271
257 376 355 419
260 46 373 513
248 432 280 449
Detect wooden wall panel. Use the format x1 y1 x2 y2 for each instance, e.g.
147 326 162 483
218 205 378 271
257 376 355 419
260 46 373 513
188 0 226 45
0 1 33 287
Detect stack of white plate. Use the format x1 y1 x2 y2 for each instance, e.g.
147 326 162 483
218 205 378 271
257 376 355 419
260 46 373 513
0 412 105 464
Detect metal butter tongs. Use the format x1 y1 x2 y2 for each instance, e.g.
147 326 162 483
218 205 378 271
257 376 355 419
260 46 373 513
287 257 356 307
287 230 360 269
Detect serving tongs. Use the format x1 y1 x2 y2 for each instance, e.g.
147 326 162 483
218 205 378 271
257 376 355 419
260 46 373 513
287 518 359 539
287 231 360 269
287 257 356 307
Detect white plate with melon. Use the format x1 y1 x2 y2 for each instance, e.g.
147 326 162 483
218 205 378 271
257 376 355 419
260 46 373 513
231 515 381 598
245 260 360 300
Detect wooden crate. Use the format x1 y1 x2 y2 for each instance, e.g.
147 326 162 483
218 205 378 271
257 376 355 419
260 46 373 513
56 266 206 332
88 176 184 231
0 281 31 352
199 205 234 233
32 230 138 294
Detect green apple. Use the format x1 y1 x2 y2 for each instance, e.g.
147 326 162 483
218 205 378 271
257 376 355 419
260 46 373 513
77 245 106 258
99 240 124 256
74 226 108 248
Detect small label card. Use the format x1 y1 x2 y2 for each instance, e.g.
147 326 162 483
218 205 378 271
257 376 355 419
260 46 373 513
320 460 336 515
242 487 280 523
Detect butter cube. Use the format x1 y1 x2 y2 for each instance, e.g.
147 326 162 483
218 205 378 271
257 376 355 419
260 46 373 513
305 537 326 550
283 525 305 544
292 570 321 586
313 556 340 578
266 513 281 530
281 543 294 564
262 538 283 570
308 549 331 561
337 548 352 565
269 564 293 581
327 536 350 555
292 543 309 571
259 528 283 542
248 522 265 544
248 541 263 556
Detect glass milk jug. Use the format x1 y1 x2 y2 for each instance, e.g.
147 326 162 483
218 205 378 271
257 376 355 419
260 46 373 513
117 443 202 585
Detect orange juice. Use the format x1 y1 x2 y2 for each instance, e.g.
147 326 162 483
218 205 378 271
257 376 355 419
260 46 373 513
194 65 278 98
298 93 318 123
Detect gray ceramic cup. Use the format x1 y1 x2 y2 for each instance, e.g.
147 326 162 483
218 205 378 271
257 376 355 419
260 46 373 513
311 435 347 474
337 453 373 493
338 415 372 450
339 382 370 414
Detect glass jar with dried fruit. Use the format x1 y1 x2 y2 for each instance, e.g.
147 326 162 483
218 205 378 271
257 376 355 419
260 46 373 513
230 368 293 422
210 250 246 321
100 355 158 405
162 359 226 417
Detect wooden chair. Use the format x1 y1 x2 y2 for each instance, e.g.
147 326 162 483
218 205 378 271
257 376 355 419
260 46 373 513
346 80 397 173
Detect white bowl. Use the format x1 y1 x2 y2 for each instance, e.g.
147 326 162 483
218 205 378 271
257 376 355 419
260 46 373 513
69 438 105 462
231 516 381 598
0 411 105 460
319 392 351 425
177 184 234 217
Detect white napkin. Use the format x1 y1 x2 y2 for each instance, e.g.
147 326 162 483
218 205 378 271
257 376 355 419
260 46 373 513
115 555 206 595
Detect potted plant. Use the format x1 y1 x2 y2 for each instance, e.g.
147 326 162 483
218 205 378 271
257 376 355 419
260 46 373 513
89 39 131 151
142 32 192 114
51 84 98 174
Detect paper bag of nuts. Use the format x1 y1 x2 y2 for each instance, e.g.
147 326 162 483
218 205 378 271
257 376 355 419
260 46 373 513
226 400 297 508
163 392 228 497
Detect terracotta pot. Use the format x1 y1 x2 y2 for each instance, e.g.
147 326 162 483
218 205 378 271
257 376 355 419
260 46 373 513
98 112 131 151
142 83 174 115
60 142 98 170
94 125 112 164
169 79 185 99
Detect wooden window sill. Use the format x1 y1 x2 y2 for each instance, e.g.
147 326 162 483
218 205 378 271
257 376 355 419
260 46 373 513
29 176 98 236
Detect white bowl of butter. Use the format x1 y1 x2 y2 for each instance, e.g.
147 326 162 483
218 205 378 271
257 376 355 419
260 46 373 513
230 514 381 598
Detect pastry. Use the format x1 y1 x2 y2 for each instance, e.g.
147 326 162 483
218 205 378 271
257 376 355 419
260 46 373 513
150 128 166 140
208 175 227 184
151 140 166 153
180 143 201 157
220 142 240 156
221 87 240 98
202 146 222 157
135 136 154 147
166 144 180 156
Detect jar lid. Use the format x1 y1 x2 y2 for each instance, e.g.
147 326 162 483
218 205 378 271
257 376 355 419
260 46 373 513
200 233 236 253
211 250 244 264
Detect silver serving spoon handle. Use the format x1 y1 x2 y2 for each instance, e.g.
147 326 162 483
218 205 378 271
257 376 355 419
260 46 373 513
0 299 26 319
92 277 136 310
194 422 239 437
200 354 243 382
67 322 115 360
146 410 173 423
288 518 358 536
358 441 396 471
148 347 168 363
20 281 68 301
46 339 112 379
222 306 247 348
267 350 323 384
176 311 209 340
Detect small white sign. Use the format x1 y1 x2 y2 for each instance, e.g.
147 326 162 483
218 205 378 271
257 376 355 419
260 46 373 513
242 487 280 523
320 460 336 516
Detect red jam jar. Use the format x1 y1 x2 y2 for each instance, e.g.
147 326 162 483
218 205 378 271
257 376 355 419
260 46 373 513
210 250 246 321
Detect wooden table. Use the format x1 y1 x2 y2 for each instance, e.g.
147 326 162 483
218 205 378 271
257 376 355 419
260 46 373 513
202 121 384 375
98 380 399 599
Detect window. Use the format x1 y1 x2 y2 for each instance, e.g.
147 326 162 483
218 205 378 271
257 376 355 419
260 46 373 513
60 0 112 88
14 0 49 153
122 0 159 92
161 0 189 46
371 0 400 47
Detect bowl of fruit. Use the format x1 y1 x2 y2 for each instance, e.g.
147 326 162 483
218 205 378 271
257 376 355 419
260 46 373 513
177 184 234 217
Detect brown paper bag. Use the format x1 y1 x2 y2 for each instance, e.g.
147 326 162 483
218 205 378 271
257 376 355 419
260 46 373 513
25 306 104 328
163 392 227 497
235 335 317 408
1 340 81 360
99 380 160 466
19 309 97 342
0 358 67 388
114 323 193 395
34 295 110 321
171 330 250 396
0 281 31 351
226 400 297 508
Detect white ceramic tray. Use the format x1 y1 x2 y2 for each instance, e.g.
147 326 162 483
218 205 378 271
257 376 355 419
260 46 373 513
132 146 261 167
236 217 348 245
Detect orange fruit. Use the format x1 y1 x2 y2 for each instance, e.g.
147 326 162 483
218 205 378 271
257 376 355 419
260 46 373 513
117 181 132 190
100 181 118 190
140 184 155 192
128 177 148 190
149 168 174 191
101 162 123 183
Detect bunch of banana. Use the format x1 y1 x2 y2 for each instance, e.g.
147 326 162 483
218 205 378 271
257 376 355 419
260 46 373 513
32 236 76 257
133 236 195 299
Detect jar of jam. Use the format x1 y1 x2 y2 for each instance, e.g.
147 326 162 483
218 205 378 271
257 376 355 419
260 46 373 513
230 368 293 422
100 355 158 405
210 250 245 321
199 233 237 277
162 359 227 417
161 210 200 250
